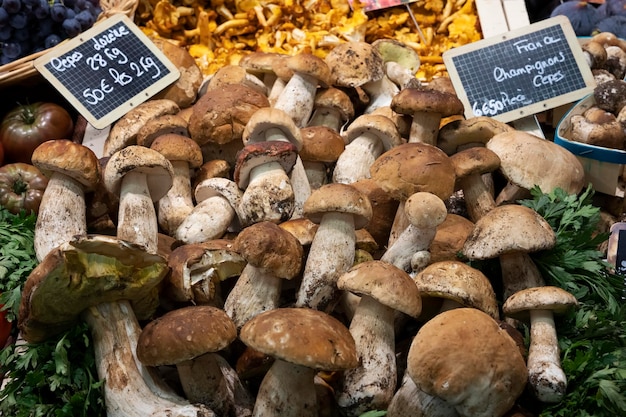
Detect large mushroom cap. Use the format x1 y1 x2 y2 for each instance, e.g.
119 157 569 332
337 260 422 317
303 183 373 230
486 130 586 195
136 305 237 366
324 41 385 87
407 308 527 417
18 234 169 343
370 142 456 201
239 307 358 371
31 140 100 191
391 87 464 118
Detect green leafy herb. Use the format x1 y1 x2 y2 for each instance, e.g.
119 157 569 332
0 206 38 322
519 186 626 416
0 322 105 417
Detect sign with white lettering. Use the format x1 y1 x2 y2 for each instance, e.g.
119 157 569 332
34 14 180 129
443 16 595 123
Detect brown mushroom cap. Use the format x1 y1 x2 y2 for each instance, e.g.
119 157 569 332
450 147 501 179
103 145 174 202
242 107 303 150
136 305 237 366
370 142 456 201
391 88 464 118
404 192 448 229
239 51 287 75
233 141 298 189
343 114 403 150
279 218 319 246
239 307 358 371
350 178 399 249
413 260 499 319
594 77 626 114
502 286 578 322
303 183 373 230
136 114 189 148
429 213 474 263
324 41 385 88
234 221 303 279
286 53 332 87
150 134 203 168
299 125 345 163
313 87 355 123
407 308 527 417
462 204 556 260
31 140 100 191
337 260 422 317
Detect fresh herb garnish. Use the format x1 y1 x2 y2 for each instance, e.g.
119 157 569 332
520 186 626 416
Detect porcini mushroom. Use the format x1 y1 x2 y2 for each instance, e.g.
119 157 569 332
307 87 355 131
298 125 345 189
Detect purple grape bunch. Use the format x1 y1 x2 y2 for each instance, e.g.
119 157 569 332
0 0 101 63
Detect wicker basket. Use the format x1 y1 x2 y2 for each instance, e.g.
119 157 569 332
0 0 138 87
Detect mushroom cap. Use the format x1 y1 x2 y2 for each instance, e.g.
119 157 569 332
502 286 578 322
407 308 527 417
303 183 373 230
486 130 585 196
404 192 448 229
239 307 358 371
391 88 464 118
192 159 231 189
286 53 332 87
188 84 270 146
239 51 286 74
462 204 556 260
233 141 298 189
413 260 499 319
279 218 319 246
299 125 345 163
429 213 474 263
234 221 303 279
324 41 385 87
18 234 169 343
242 107 303 150
313 87 355 122
593 78 626 114
150 133 203 168
372 38 421 74
350 178 399 249
342 114 403 150
337 260 422 317
437 116 514 155
450 147 501 179
569 107 626 150
103 145 174 202
206 64 267 95
136 114 190 148
31 140 100 191
136 305 237 366
370 142 456 201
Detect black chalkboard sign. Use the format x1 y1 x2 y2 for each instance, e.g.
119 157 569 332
34 14 180 129
443 15 595 123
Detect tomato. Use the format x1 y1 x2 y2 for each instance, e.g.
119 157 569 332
0 140 4 167
0 304 10 349
0 163 49 214
0 102 74 164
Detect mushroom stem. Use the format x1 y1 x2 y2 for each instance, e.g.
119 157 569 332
457 174 496 223
117 171 159 254
408 111 441 145
289 156 312 220
333 133 385 184
500 252 545 300
308 107 343 131
387 372 459 417
176 195 236 243
274 72 318 128
527 308 567 403
295 212 356 312
363 75 400 114
224 264 282 329
157 160 195 234
252 359 317 417
336 295 396 416
381 223 437 272
240 161 295 225
83 300 215 417
34 171 87 261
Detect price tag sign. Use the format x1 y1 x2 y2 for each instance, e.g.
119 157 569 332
34 14 180 129
443 15 595 123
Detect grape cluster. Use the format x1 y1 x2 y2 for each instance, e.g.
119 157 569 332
0 0 101 64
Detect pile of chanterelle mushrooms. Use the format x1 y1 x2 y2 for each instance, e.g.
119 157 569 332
18 34 609 417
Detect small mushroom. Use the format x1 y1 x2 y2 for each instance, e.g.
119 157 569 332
569 106 625 150
136 114 189 148
307 87 355 131
299 125 345 189
205 64 268 96
502 286 578 403
437 116 514 156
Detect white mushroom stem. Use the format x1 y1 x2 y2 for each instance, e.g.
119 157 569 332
527 308 567 403
363 76 400 114
458 174 496 223
386 372 459 417
252 359 318 417
302 160 328 190
157 160 195 235
295 212 356 312
500 253 545 301
176 352 253 417
308 106 344 132
239 161 295 225
117 170 159 254
408 111 441 145
34 171 87 261
175 196 236 243
388 201 410 248
267 77 287 106
385 61 419 89
274 72 318 128
224 264 283 329
336 295 397 416
381 223 437 272
82 301 215 417
333 133 385 184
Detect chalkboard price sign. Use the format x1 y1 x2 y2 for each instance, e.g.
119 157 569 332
443 16 595 123
34 14 180 129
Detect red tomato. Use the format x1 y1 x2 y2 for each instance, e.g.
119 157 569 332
0 102 74 164
0 162 49 214
0 304 11 348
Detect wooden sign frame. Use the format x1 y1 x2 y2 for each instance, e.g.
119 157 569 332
34 14 180 129
443 15 595 123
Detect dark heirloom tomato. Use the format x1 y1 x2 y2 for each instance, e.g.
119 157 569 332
0 102 74 164
0 303 10 348
0 163 48 214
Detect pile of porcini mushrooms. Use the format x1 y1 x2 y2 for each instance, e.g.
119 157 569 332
17 32 626 417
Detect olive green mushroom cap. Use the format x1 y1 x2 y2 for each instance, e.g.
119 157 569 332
239 307 358 371
462 204 556 260
18 234 169 343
